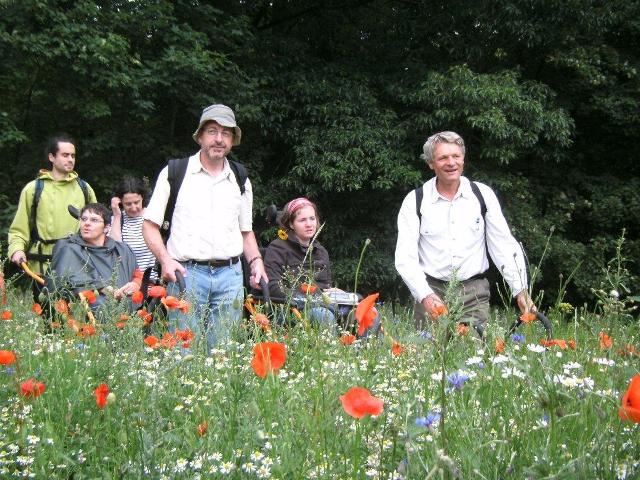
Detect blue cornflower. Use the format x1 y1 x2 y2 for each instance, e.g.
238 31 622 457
76 343 86 350
418 330 433 340
446 372 470 390
511 333 525 343
415 412 441 428
4 367 15 376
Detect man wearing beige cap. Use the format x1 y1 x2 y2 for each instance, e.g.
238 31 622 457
143 104 266 350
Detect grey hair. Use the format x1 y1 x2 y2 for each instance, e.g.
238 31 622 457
420 131 465 164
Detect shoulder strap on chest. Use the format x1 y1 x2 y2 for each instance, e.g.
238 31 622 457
229 160 247 194
161 157 190 242
469 181 487 218
414 185 424 226
29 178 45 242
76 177 90 206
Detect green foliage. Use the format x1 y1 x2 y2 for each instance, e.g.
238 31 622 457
1 0 639 306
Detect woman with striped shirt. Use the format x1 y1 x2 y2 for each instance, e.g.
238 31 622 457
109 177 157 278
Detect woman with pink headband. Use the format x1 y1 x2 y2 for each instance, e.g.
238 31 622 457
263 197 340 331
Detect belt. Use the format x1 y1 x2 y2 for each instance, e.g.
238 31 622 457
426 271 487 284
188 256 241 268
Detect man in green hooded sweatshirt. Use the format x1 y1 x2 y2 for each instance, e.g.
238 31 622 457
8 134 97 275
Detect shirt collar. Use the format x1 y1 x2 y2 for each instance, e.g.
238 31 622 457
427 175 471 202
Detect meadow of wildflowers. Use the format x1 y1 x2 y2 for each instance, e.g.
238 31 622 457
0 276 638 479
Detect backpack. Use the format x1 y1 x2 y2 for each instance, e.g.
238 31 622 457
160 156 248 242
28 177 91 262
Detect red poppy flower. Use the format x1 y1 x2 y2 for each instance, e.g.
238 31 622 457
55 299 69 314
251 342 286 378
300 283 317 294
160 332 177 349
137 309 153 325
339 386 384 419
252 313 270 332
431 304 448 319
520 312 536 323
618 375 640 423
95 383 109 409
20 378 46 398
1 310 11 320
78 324 96 337
391 341 404 356
131 290 144 304
456 324 470 336
161 296 181 310
0 350 17 365
540 339 568 350
340 334 356 345
599 332 613 349
567 339 576 350
144 336 159 349
355 293 379 336
32 303 43 315
177 299 189 314
148 286 167 298
175 328 195 342
495 337 505 354
79 290 97 304
197 421 208 437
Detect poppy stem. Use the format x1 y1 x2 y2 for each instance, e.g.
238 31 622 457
353 238 371 294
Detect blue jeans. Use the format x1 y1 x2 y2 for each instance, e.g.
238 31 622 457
167 261 243 352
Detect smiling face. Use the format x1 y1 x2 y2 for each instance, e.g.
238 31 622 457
121 192 144 218
197 121 234 164
49 142 76 178
289 205 318 246
428 142 464 186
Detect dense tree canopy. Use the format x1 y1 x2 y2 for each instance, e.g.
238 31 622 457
2 0 638 306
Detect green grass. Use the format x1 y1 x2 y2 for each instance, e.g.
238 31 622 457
0 284 638 479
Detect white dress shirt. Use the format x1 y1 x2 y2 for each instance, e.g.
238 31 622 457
145 153 253 261
395 176 527 303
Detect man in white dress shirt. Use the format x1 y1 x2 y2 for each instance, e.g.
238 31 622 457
143 104 267 350
395 131 535 337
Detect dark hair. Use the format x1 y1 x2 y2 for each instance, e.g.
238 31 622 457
114 176 151 205
45 134 76 158
279 198 320 230
80 203 111 225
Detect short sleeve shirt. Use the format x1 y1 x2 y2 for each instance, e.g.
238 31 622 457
145 153 253 261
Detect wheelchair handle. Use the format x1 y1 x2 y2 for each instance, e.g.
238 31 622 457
507 310 553 340
175 270 186 294
259 277 271 304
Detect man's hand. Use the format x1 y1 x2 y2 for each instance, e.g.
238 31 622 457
249 258 268 289
421 293 447 321
516 290 536 315
160 258 187 284
113 281 141 300
11 250 27 266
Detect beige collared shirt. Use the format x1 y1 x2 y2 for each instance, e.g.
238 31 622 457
145 153 253 261
395 176 527 302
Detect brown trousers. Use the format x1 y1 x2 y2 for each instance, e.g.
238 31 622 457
414 277 490 338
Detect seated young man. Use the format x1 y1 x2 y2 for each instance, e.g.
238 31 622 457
49 203 142 311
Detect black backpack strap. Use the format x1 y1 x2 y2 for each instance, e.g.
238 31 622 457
469 181 487 219
414 185 424 226
229 160 248 194
76 177 90 206
161 157 190 241
29 178 45 244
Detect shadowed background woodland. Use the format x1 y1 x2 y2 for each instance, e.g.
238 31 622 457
1 0 638 307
